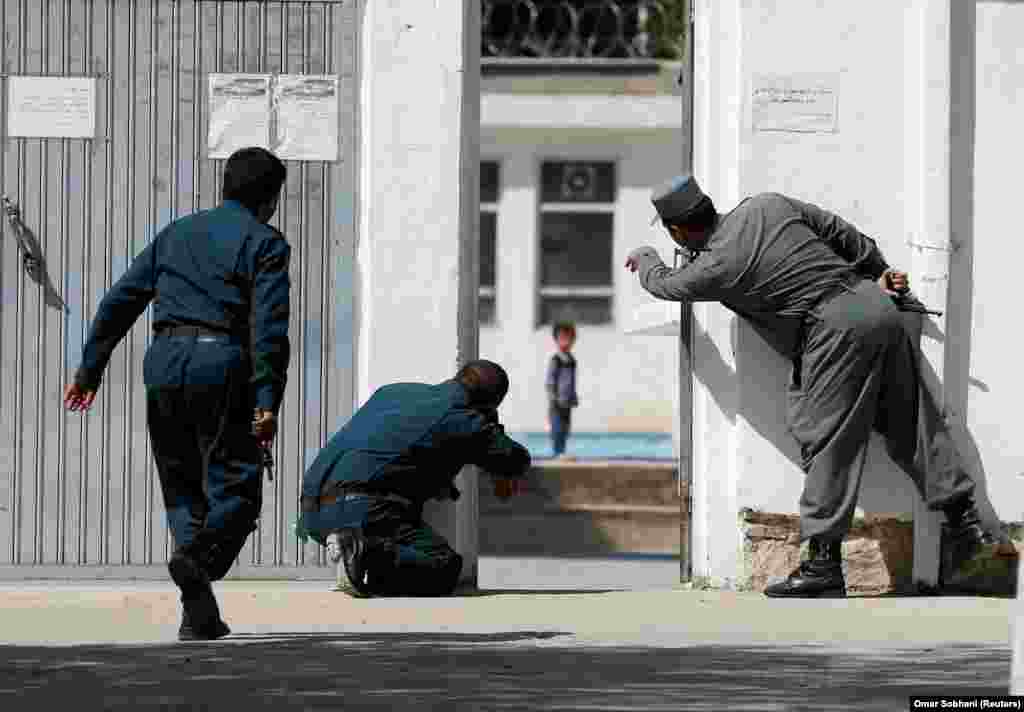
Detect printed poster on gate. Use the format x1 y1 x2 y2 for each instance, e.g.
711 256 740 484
7 76 97 138
207 74 272 159
273 75 339 162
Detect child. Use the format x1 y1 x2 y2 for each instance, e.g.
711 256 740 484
545 322 579 458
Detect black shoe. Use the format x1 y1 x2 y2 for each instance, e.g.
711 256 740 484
943 497 1002 565
334 529 376 598
764 538 846 598
178 612 231 642
169 549 225 633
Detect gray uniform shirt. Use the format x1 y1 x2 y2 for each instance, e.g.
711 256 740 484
632 193 891 359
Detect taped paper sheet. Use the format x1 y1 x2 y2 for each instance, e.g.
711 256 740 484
752 74 839 134
7 77 96 138
274 75 339 162
208 74 271 158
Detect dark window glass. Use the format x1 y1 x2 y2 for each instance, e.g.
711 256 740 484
539 296 613 326
479 295 496 325
539 212 613 287
480 211 497 288
481 161 500 203
541 161 615 203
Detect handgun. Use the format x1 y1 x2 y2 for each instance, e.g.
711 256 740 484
891 288 943 317
260 443 274 482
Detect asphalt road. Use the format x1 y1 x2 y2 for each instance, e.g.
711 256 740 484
0 557 1014 710
0 634 1009 711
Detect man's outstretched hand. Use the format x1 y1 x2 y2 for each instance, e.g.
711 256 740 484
493 477 525 501
64 383 96 412
625 246 658 274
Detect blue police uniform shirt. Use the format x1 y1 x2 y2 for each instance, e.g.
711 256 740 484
75 200 291 412
302 380 532 506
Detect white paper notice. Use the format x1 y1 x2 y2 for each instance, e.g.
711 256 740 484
208 74 271 159
752 74 839 133
7 77 96 138
274 75 339 162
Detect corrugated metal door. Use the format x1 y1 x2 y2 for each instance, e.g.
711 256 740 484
0 0 356 578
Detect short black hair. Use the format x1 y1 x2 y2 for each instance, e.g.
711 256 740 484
663 195 717 233
222 147 287 214
552 322 576 340
456 359 510 409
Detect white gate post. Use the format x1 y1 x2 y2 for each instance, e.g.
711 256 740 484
353 0 482 587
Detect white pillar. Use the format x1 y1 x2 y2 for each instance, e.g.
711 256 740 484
690 0 744 588
903 0 977 589
1014 559 1024 693
355 0 481 586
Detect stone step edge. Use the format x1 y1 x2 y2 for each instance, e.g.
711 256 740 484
531 460 675 470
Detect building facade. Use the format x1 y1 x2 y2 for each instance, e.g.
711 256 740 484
477 52 684 436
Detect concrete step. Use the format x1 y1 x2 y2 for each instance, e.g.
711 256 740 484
480 507 681 557
480 461 684 557
480 460 681 510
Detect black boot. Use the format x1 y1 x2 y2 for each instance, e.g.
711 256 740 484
169 548 230 641
334 529 378 598
178 610 231 642
764 537 846 598
943 495 1000 566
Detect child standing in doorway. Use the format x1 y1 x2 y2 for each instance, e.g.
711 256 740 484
545 322 579 458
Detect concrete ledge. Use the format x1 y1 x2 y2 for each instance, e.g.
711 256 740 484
741 509 1022 595
503 460 680 509
481 94 681 130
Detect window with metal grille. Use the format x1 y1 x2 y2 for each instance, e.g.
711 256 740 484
538 161 615 326
480 161 500 325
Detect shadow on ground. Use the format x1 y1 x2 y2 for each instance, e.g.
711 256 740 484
0 632 1008 710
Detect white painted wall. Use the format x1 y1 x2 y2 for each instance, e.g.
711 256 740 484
730 0 920 522
479 127 683 436
645 0 1020 588
969 2 1024 520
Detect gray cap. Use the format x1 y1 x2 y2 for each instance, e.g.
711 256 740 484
650 174 706 224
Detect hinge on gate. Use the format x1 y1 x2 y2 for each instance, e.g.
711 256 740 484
2 196 68 313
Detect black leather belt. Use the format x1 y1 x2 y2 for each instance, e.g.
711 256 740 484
315 482 413 510
154 324 241 342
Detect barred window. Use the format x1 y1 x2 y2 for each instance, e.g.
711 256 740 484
480 161 500 325
538 161 616 326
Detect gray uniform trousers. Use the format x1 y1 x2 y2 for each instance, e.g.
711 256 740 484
787 279 975 542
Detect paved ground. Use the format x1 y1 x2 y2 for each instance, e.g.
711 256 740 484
0 557 1016 710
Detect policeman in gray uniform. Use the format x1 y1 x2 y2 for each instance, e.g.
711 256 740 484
65 147 291 637
626 174 1002 598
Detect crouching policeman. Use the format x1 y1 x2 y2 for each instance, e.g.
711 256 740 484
297 360 531 597
65 147 291 639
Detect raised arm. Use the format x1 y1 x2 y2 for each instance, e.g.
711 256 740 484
628 246 724 302
467 413 532 479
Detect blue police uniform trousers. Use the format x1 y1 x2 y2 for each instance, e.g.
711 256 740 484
304 487 463 597
144 330 263 581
